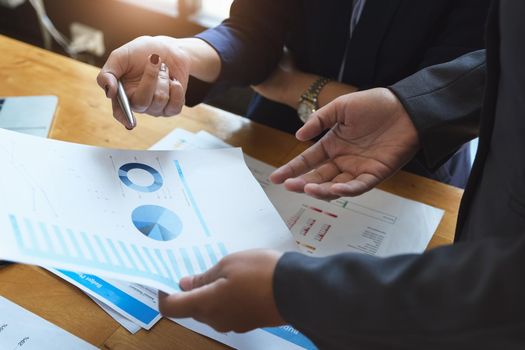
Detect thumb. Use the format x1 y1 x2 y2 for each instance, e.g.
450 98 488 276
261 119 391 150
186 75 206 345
158 282 220 318
97 47 128 99
296 95 348 141
179 260 224 291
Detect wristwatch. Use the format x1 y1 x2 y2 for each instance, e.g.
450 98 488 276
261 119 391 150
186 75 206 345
297 77 331 123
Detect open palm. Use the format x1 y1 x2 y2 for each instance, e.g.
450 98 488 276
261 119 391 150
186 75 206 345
270 88 420 199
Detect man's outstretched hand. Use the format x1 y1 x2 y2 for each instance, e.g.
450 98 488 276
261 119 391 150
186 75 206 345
270 88 419 200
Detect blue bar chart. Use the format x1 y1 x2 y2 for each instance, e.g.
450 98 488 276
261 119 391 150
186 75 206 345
8 214 228 291
174 160 211 237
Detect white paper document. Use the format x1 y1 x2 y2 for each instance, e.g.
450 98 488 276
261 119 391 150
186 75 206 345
174 318 316 350
86 295 141 334
0 296 96 350
156 129 445 258
152 129 445 350
0 128 296 293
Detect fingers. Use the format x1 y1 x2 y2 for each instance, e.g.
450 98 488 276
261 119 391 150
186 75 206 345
179 261 224 292
282 162 339 192
295 96 346 141
284 163 350 200
158 261 224 318
159 260 225 318
158 281 222 319
278 158 381 199
97 71 118 99
304 173 382 199
303 183 340 200
164 79 185 116
97 47 127 99
269 142 331 184
127 55 184 117
130 54 161 113
147 63 171 116
331 173 382 197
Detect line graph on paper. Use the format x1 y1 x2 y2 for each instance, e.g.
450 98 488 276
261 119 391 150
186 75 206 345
7 214 228 290
0 142 59 217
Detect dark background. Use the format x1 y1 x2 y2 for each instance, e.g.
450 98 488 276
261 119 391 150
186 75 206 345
0 0 253 115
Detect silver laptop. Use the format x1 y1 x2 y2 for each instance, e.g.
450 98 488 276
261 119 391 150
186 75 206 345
0 96 58 138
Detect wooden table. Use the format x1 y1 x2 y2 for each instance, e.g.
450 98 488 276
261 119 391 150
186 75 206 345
0 35 463 349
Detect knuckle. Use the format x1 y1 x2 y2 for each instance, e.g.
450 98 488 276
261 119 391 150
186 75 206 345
158 71 170 80
164 104 182 116
132 103 148 113
108 48 120 58
137 35 153 41
170 80 184 95
96 73 104 86
131 95 152 112
217 256 230 269
192 274 205 288
155 91 170 104
171 78 183 87
144 68 158 80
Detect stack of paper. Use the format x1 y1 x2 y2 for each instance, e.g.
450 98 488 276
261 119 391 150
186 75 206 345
154 129 443 349
71 128 444 349
0 126 444 349
0 127 297 336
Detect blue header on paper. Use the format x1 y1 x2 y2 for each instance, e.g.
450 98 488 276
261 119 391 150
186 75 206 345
264 326 317 349
56 269 159 324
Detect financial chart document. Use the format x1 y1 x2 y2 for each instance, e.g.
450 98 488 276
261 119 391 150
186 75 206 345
151 129 444 350
0 128 296 293
173 130 444 258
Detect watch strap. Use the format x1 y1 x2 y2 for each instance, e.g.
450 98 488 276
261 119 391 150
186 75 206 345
299 77 331 107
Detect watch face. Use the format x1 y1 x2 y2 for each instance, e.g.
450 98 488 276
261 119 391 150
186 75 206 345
298 101 316 123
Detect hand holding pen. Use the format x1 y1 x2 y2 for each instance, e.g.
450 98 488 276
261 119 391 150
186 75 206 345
96 36 191 129
116 80 136 130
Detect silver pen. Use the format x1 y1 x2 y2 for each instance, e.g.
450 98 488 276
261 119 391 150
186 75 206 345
117 80 136 130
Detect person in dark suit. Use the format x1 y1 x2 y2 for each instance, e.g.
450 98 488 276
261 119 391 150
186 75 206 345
98 0 490 188
158 0 525 348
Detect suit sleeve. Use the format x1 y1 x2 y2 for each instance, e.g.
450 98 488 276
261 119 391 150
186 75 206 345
185 0 296 106
273 51 499 349
389 0 488 171
274 235 525 349
389 50 486 170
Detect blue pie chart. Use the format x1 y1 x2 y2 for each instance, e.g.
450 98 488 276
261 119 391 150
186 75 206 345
132 205 182 241
119 163 163 193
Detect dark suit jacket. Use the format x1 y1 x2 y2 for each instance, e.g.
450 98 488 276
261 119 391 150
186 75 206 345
189 0 489 128
188 0 489 187
273 1 525 348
